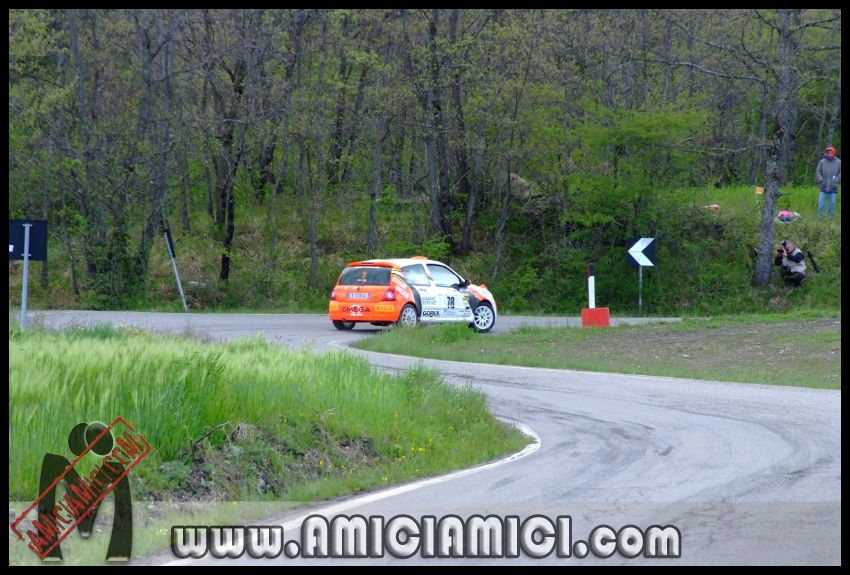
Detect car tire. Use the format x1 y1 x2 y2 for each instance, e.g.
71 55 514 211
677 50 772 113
332 320 356 331
470 302 495 333
396 304 419 328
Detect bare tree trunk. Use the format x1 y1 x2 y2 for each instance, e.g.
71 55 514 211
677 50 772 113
388 110 407 197
368 46 389 259
449 9 473 255
310 13 330 289
754 11 797 286
492 175 510 279
461 109 486 256
826 68 841 147
815 69 832 159
257 135 276 199
750 83 769 184
60 210 80 298
137 10 175 288
68 10 97 279
205 139 214 219
271 11 308 198
41 140 53 288
180 147 191 232
493 37 534 279
425 128 441 235
219 129 246 281
429 10 453 246
368 123 383 258
295 138 306 200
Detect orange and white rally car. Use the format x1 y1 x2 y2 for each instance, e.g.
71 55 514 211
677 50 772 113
328 256 497 332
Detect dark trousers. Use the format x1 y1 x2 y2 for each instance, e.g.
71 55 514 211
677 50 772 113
780 268 806 287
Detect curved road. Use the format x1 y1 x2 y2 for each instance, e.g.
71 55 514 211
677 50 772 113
31 311 841 565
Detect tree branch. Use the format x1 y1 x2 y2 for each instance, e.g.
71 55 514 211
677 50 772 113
803 45 842 51
673 61 765 84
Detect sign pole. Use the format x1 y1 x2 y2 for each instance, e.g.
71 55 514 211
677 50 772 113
638 265 643 317
21 223 32 329
588 263 596 309
164 230 189 312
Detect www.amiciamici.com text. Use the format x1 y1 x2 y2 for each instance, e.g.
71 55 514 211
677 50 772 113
172 514 681 560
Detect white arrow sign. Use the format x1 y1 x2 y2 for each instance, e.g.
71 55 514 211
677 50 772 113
628 237 655 267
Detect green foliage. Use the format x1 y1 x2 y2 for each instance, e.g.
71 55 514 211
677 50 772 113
7 10 841 316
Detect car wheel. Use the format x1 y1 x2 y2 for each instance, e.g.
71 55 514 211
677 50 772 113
332 320 356 331
396 304 418 328
470 302 495 332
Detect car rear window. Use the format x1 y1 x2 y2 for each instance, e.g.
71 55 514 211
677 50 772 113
338 267 391 286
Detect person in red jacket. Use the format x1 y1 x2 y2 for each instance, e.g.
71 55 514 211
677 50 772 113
816 147 841 218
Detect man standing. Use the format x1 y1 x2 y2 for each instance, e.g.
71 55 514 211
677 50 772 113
816 146 841 218
775 239 807 288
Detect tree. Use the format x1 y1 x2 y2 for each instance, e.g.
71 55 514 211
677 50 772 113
661 9 841 285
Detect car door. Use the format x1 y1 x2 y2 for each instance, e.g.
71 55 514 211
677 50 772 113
425 264 468 322
400 264 438 320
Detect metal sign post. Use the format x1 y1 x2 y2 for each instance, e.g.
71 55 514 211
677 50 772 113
10 220 48 330
164 229 189 312
21 224 31 329
627 237 656 317
638 265 643 317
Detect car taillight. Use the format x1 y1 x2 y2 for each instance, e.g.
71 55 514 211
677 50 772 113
382 288 396 301
330 291 337 301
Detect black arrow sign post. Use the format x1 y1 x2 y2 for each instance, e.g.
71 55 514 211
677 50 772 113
627 238 656 316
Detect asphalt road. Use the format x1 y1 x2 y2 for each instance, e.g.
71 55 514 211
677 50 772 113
28 311 841 565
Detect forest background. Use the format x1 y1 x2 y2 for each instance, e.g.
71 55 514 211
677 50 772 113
8 9 842 315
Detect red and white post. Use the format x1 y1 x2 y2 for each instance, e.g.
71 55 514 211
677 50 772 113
581 263 610 327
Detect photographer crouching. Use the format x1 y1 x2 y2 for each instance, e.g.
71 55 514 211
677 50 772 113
775 239 807 288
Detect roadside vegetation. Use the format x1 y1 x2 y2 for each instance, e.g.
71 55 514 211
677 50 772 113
354 311 841 390
9 183 841 317
9 322 530 563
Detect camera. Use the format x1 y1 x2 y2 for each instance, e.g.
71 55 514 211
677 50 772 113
777 248 784 254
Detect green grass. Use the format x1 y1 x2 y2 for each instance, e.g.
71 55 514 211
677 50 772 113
678 183 841 219
354 314 841 389
9 321 530 563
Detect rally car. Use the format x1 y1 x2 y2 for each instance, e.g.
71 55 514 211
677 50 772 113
328 256 497 332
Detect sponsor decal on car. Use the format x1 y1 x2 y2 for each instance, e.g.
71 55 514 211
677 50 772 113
443 309 456 316
390 277 410 299
375 305 394 312
342 306 371 315
422 310 440 318
347 293 371 299
421 297 437 306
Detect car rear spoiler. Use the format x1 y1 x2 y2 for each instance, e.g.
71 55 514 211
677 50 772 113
346 261 399 269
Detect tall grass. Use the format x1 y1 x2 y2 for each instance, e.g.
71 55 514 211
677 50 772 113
9 323 528 501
